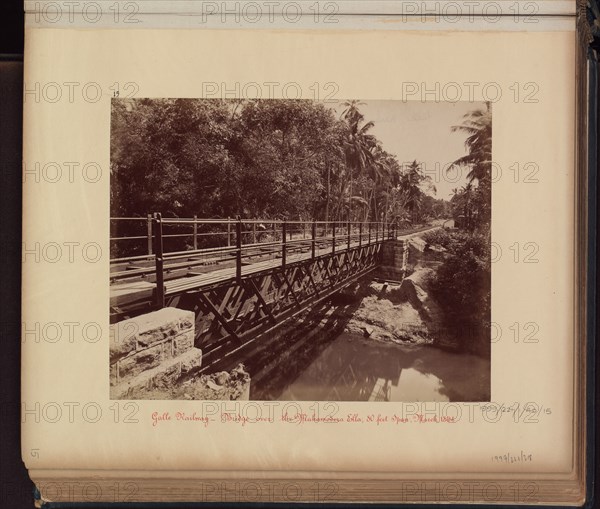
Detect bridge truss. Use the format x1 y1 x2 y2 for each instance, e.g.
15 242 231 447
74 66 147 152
110 215 394 370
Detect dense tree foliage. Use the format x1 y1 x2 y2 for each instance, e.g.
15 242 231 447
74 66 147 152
424 229 491 355
425 103 492 356
110 98 448 223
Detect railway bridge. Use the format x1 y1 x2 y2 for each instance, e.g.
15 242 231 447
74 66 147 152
110 215 433 375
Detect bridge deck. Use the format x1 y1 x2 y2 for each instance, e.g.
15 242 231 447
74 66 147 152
109 225 440 312
110 238 364 308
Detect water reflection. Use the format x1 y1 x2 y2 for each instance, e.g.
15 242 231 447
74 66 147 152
253 333 490 402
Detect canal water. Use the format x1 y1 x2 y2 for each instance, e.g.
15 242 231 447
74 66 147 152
250 332 490 402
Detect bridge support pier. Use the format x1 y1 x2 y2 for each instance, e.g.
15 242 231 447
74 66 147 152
377 240 408 282
109 307 202 399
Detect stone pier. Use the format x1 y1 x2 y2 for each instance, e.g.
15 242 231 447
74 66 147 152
377 239 408 281
109 307 202 399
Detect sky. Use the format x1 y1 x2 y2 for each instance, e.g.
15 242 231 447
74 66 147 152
333 100 487 200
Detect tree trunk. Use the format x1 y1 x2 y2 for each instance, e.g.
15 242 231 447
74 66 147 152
348 169 353 223
372 180 378 223
325 164 331 224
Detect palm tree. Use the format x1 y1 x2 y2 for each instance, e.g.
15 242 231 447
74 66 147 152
451 183 476 229
448 102 492 184
448 103 492 228
321 123 346 226
340 100 377 221
367 145 397 222
384 186 410 227
340 100 366 125
399 160 435 224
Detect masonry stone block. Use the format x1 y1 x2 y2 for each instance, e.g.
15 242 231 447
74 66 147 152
110 306 200 398
180 348 204 377
136 307 193 348
109 307 195 364
173 329 195 356
110 363 118 386
118 342 169 382
110 348 203 400
109 321 138 363
179 313 195 331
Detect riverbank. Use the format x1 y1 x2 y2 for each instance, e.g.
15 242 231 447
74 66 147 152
343 269 442 346
249 271 490 401
121 364 251 400
249 227 491 401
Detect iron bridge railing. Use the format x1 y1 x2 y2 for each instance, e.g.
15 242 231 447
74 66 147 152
110 215 399 308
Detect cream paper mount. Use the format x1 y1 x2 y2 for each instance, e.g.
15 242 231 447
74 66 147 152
21 0 593 505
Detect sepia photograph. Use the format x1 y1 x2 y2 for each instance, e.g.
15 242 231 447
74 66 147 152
108 98 492 402
19 11 591 503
